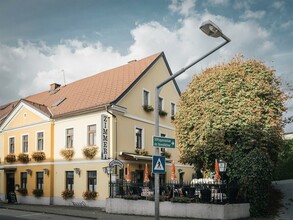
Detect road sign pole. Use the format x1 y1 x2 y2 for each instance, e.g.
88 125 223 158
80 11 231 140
154 86 160 220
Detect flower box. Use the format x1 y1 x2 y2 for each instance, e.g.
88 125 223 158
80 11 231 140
32 152 46 162
82 191 98 200
32 189 43 197
161 151 171 158
61 189 74 200
5 154 16 163
18 153 30 163
159 110 168 117
60 148 75 160
135 149 148 156
82 146 98 159
17 188 28 196
143 105 154 112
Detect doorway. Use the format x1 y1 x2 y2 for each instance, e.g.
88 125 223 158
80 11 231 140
6 173 15 199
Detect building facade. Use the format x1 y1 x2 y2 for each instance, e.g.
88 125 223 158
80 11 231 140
0 52 194 207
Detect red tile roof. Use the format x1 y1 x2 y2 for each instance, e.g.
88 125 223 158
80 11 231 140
1 52 162 122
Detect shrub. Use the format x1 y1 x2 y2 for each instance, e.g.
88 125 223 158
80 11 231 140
5 154 16 163
18 153 30 163
32 152 46 162
82 191 97 200
61 189 74 200
32 189 43 197
60 149 75 161
82 146 98 159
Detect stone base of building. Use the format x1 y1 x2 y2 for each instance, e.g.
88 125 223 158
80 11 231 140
106 198 250 220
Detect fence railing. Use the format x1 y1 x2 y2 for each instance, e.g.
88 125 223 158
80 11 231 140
109 180 244 204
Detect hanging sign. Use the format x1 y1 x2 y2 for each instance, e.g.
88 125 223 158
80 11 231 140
101 114 108 160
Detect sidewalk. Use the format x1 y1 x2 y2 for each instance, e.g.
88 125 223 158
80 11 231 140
0 203 103 219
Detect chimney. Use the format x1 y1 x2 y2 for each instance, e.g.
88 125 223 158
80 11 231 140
50 83 61 92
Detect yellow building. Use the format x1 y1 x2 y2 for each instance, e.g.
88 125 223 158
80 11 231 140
0 52 194 207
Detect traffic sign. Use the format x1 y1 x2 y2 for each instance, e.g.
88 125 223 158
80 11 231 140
152 155 166 174
153 136 176 148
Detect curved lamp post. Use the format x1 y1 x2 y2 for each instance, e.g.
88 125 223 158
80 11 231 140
154 20 231 220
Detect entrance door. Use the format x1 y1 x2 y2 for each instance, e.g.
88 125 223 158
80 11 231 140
6 173 15 199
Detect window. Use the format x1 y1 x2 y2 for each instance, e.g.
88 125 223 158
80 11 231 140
88 125 96 146
135 127 143 149
36 172 44 190
87 171 97 192
171 102 176 116
22 135 28 153
37 132 44 151
159 97 163 111
143 90 150 106
66 171 74 190
9 137 15 154
66 128 73 148
21 172 27 189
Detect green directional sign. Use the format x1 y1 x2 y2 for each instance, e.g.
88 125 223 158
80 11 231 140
153 136 176 148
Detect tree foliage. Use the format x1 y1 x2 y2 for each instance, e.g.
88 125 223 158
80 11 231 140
174 55 287 216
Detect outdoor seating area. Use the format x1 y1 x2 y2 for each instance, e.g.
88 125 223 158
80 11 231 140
109 179 242 204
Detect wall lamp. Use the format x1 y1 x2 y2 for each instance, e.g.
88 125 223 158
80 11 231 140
26 169 32 176
74 168 81 176
43 168 49 175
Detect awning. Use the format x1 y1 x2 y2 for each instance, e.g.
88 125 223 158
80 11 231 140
119 152 172 163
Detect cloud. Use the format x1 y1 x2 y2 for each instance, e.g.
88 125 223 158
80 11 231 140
207 0 229 5
168 0 196 17
240 10 266 20
272 1 285 10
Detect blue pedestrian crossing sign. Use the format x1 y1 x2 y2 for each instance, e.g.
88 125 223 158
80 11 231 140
152 155 166 174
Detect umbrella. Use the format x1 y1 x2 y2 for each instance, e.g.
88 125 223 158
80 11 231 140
171 160 177 181
214 159 221 179
143 163 149 183
126 164 131 182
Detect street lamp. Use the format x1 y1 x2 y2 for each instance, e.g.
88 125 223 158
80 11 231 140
218 160 227 172
103 166 114 197
154 20 231 220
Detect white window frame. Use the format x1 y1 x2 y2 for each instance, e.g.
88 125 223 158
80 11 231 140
8 136 15 154
170 102 176 116
35 131 44 152
142 89 150 106
21 134 29 153
65 128 74 148
87 124 96 146
159 96 164 111
135 126 144 150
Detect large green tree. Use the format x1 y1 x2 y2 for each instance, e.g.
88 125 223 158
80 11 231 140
174 56 286 216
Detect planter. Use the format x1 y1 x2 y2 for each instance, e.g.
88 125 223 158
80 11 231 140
61 189 74 200
60 149 75 160
82 191 98 200
159 110 168 117
5 154 16 163
18 153 30 163
82 146 98 159
32 189 43 197
135 149 148 156
143 105 154 112
17 188 28 196
32 152 46 162
161 151 171 158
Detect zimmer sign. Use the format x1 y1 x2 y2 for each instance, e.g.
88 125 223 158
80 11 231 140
101 114 108 160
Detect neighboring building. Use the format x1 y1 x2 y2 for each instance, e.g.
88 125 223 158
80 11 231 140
0 52 194 207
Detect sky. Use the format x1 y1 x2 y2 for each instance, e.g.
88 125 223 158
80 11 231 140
0 0 292 130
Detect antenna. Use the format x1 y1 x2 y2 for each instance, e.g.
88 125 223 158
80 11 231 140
61 69 66 86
